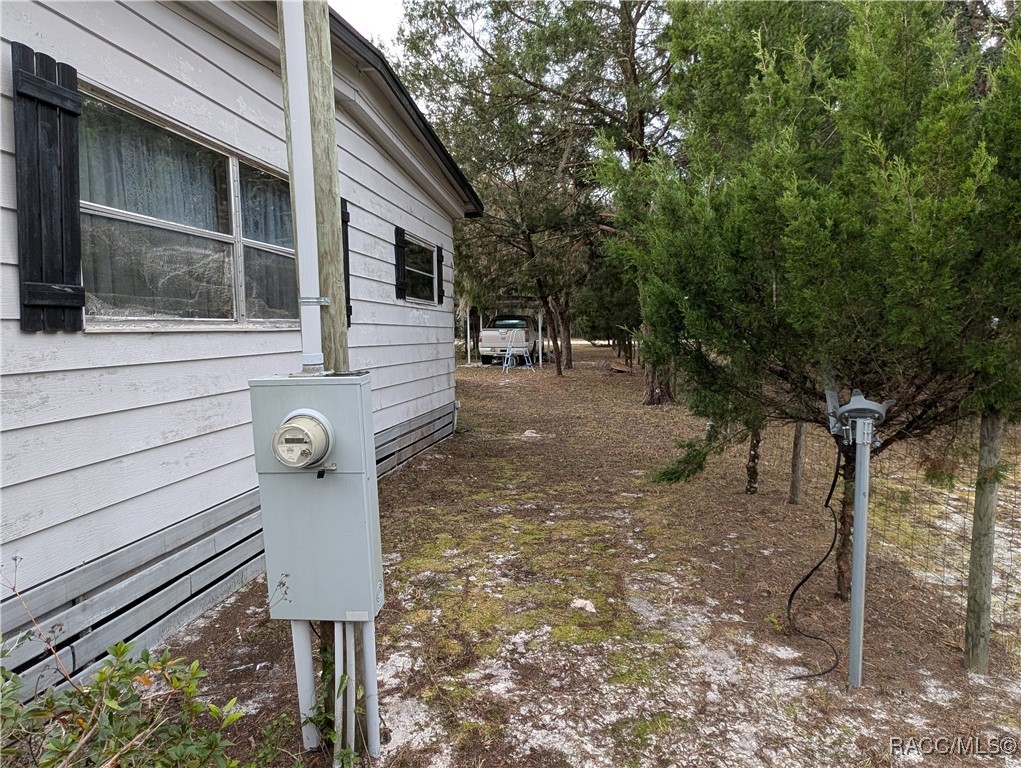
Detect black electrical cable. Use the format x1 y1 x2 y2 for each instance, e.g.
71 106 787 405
785 438 843 681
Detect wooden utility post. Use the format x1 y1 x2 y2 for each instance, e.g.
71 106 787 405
965 407 1005 673
278 0 348 374
304 0 348 374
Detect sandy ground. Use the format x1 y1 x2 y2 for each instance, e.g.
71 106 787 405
161 344 1021 767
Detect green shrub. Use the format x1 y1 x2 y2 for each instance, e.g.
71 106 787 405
1 639 243 768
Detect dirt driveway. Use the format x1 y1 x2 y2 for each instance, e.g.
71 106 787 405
163 344 1020 767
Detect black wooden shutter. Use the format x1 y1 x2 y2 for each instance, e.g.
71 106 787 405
341 199 352 327
11 42 85 333
435 245 445 304
394 226 407 300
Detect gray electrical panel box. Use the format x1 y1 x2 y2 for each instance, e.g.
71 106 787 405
249 372 384 621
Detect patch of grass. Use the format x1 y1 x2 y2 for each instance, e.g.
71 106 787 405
550 623 614 644
399 505 638 656
427 678 476 711
608 649 653 686
608 710 674 764
806 684 837 715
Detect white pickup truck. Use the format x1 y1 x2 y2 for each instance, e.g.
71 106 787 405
477 315 540 365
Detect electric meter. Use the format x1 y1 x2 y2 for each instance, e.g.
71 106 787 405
250 373 384 620
271 411 333 468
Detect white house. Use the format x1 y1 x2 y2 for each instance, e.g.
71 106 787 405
0 0 482 693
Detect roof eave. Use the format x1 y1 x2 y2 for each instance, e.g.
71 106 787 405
328 11 484 219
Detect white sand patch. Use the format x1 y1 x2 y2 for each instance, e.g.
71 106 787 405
379 695 451 766
464 657 517 696
762 644 802 660
377 651 417 690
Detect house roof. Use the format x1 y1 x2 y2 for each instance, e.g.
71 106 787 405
328 11 484 219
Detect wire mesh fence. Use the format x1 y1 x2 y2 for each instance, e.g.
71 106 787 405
866 422 1021 660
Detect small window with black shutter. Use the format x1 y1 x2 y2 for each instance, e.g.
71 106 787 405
394 227 443 305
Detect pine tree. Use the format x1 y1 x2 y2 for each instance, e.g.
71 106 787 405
606 1 1020 599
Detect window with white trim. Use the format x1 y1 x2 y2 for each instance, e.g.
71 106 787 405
78 96 297 323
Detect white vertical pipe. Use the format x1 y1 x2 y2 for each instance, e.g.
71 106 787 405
333 622 346 768
344 621 357 756
466 311 471 365
848 417 874 688
361 620 381 757
280 0 324 371
289 620 320 749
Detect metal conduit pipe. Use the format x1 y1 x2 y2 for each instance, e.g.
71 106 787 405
362 620 381 757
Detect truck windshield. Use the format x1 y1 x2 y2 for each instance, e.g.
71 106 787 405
494 319 527 328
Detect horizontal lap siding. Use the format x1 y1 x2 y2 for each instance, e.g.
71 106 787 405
334 66 457 435
2 352 294 432
0 323 301 375
0 3 300 599
3 512 262 670
1 208 16 263
4 425 256 542
3 457 260 595
0 147 13 211
3 390 256 487
1 490 260 632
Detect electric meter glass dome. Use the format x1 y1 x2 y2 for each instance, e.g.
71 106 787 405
271 414 331 468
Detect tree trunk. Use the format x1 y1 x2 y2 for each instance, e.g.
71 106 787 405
642 366 673 405
965 408 1005 673
470 306 481 358
536 279 563 376
539 300 563 376
745 428 762 495
639 323 673 405
557 298 573 370
788 422 806 504
550 322 563 376
835 445 855 600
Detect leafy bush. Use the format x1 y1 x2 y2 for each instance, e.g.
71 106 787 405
1 640 244 768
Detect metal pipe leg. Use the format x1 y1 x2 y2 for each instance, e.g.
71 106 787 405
290 620 320 750
362 620 381 757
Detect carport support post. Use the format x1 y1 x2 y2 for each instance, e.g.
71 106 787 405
538 313 543 367
848 416 874 688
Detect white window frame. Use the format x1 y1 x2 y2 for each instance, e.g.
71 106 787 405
78 91 298 331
